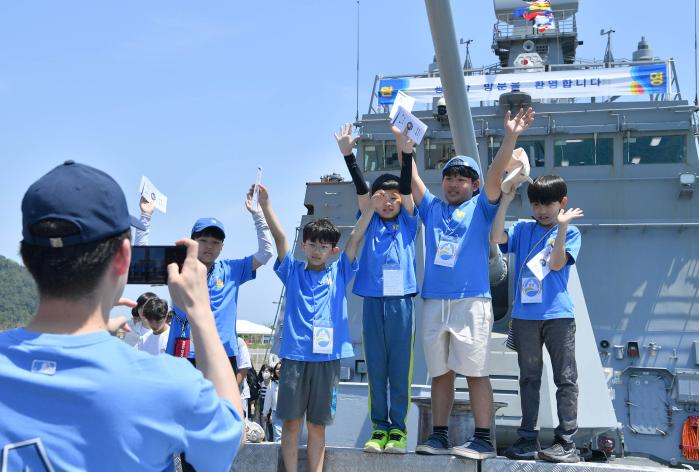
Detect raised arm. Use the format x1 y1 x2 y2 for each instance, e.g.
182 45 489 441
490 188 516 244
391 125 426 206
548 207 584 271
245 191 274 271
485 108 535 203
134 197 154 246
254 184 288 263
335 123 370 211
344 204 375 263
391 125 416 214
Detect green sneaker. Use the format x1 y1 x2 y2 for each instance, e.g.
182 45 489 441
364 430 389 453
384 429 408 454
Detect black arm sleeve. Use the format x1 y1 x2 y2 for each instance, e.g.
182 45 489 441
343 153 370 195
399 152 413 195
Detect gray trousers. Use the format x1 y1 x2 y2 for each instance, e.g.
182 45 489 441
512 317 578 443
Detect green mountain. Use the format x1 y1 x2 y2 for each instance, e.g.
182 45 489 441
0 255 37 330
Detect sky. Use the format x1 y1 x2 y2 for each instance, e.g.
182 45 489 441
1 1 696 325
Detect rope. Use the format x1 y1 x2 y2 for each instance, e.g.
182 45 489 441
681 416 699 460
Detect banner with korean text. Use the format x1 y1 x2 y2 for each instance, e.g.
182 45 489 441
377 63 669 105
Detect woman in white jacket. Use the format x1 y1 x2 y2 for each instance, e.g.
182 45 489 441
263 361 282 442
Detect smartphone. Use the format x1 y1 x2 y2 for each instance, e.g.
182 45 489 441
128 245 187 285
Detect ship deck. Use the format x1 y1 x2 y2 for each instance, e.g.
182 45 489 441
230 443 674 471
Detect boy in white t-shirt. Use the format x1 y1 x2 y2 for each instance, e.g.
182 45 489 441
139 298 170 356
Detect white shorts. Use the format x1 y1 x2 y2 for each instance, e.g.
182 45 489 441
421 297 493 378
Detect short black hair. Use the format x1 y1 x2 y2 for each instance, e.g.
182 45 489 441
273 361 282 381
131 292 158 318
20 219 130 299
142 297 169 322
191 227 225 241
527 175 567 204
371 174 400 195
442 166 479 182
302 218 340 246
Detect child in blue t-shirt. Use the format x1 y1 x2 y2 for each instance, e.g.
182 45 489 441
255 182 373 472
412 108 535 460
335 122 417 454
491 175 583 464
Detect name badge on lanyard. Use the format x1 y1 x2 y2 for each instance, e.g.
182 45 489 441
434 235 459 268
521 276 543 303
312 319 334 354
383 263 404 296
526 240 553 281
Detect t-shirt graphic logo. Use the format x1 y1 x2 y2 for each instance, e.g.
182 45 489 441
216 278 224 289
523 277 541 296
315 328 331 348
453 209 465 221
438 243 456 261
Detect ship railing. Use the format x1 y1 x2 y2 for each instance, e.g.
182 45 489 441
492 9 577 40
366 59 678 114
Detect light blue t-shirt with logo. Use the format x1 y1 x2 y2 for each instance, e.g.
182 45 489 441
166 256 255 358
274 251 358 362
0 329 242 472
353 207 419 298
500 221 581 320
418 189 499 299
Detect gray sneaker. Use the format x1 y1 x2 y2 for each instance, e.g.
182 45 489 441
538 440 580 463
451 436 496 460
415 433 451 455
504 437 540 460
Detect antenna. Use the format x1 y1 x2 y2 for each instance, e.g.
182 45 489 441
600 28 615 67
355 0 360 122
460 38 474 72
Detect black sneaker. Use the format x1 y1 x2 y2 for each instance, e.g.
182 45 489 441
504 437 540 460
415 433 451 455
538 439 580 463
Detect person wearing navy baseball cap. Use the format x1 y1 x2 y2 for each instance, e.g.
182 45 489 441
1 161 245 471
409 108 535 460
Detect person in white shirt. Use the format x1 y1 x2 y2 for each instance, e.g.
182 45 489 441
139 298 170 356
237 337 252 416
123 292 156 347
263 361 282 442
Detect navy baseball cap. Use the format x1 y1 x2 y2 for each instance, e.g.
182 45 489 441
22 160 145 248
191 218 226 239
442 155 482 179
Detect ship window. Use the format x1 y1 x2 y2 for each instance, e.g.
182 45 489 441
488 138 545 167
624 134 685 165
554 135 613 166
424 139 456 170
362 141 399 171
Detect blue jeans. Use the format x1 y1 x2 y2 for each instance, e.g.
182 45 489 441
513 317 578 443
362 296 414 432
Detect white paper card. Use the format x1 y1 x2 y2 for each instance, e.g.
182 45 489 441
382 264 404 296
252 167 263 211
312 320 334 354
526 243 552 281
391 105 428 145
434 235 458 268
139 176 168 213
389 91 416 120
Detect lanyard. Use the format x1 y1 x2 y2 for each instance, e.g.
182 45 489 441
305 266 333 323
173 310 189 338
514 224 556 304
441 200 468 238
381 220 402 266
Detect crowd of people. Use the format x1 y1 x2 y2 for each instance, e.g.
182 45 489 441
0 105 587 471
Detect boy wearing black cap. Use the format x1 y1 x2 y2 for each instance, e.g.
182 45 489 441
335 123 418 454
163 200 274 378
0 161 244 471
411 109 535 459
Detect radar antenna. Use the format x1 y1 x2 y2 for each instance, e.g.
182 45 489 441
460 38 474 72
601 28 615 67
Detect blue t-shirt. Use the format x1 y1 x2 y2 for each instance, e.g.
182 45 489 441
274 251 358 362
0 329 242 472
500 221 582 320
353 208 419 298
418 189 499 299
166 256 256 358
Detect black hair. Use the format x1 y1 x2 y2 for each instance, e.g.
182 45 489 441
191 227 225 241
257 363 272 381
272 361 282 381
20 219 130 299
302 218 340 246
442 166 479 182
132 292 158 319
371 173 400 195
527 175 567 205
142 297 169 322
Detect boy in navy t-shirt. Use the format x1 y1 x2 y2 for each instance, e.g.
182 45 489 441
1 161 244 471
335 123 418 454
412 108 535 459
491 175 583 463
256 182 373 472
